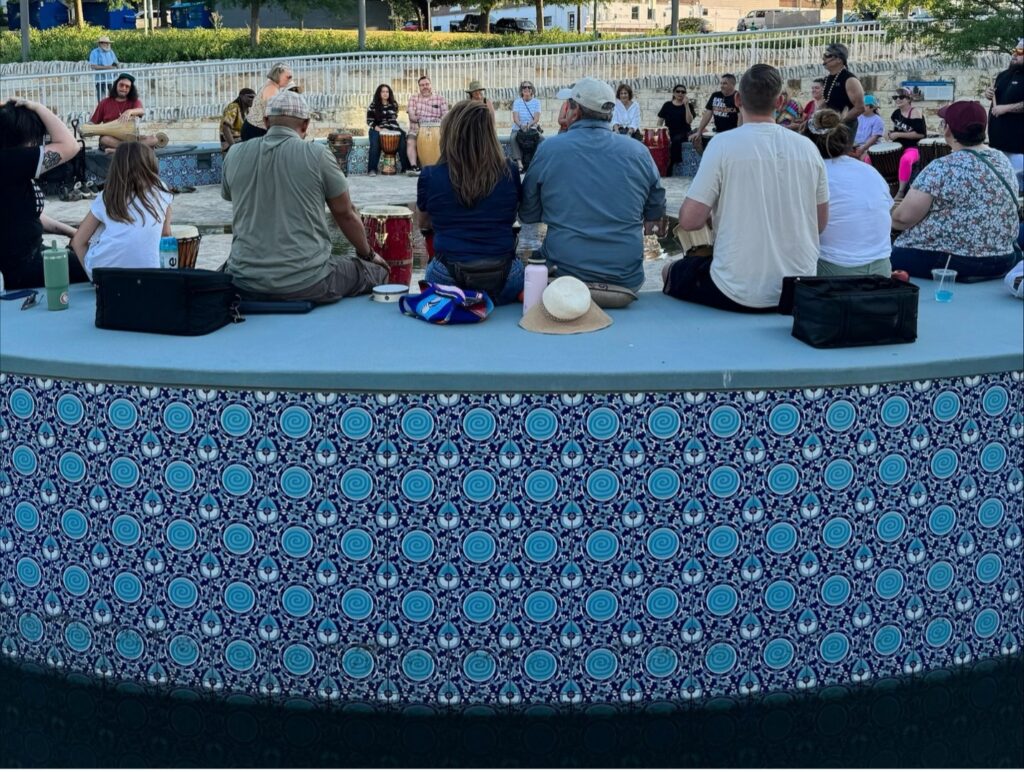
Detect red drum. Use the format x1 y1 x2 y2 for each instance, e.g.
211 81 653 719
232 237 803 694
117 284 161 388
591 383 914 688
361 205 413 288
642 127 671 177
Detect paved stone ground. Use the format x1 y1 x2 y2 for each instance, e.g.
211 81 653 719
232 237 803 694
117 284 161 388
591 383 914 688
45 175 693 292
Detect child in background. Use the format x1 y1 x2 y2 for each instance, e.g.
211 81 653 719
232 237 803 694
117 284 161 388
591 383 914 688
854 95 885 160
71 142 172 279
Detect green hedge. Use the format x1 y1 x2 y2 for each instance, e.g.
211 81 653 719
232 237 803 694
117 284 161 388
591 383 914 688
0 24 696 64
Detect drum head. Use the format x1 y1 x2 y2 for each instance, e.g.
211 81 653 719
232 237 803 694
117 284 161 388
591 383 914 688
361 205 413 218
170 225 200 239
371 284 409 302
378 129 400 136
869 142 902 153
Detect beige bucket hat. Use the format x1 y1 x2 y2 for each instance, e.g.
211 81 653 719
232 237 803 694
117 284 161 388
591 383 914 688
520 277 613 335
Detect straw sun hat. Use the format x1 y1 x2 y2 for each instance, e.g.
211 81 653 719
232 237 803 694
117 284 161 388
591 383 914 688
519 277 613 335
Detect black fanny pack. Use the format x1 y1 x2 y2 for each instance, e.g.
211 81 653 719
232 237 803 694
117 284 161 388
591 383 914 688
93 268 242 335
438 256 513 298
779 275 919 348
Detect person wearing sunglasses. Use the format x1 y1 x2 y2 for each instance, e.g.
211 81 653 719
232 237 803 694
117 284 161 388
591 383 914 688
657 84 694 175
510 81 544 172
820 43 866 128
885 86 927 199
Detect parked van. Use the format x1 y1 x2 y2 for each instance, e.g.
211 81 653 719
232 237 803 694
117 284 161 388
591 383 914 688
736 9 821 31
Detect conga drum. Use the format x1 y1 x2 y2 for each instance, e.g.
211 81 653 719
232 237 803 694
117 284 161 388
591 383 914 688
170 225 201 269
918 137 950 170
327 130 353 173
378 129 401 175
417 125 441 167
361 206 413 288
642 126 671 177
80 119 169 148
867 141 903 192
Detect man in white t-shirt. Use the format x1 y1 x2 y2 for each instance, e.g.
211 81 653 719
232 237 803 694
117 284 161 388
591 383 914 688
664 63 829 311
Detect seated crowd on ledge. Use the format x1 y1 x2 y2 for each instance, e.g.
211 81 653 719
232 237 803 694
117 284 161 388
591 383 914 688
1 40 1023 312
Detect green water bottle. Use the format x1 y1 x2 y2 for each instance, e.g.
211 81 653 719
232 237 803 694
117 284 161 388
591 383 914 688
42 241 69 311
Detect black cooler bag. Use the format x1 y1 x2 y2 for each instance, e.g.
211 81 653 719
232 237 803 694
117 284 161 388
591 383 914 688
779 275 919 348
93 268 240 335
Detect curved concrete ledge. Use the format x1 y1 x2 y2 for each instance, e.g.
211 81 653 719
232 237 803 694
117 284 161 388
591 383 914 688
0 282 1021 392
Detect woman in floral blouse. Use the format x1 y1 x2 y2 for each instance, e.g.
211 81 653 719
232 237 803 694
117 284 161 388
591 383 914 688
891 101 1021 282
367 83 411 175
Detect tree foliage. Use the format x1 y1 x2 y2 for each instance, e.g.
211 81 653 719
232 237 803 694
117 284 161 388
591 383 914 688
886 0 1023 63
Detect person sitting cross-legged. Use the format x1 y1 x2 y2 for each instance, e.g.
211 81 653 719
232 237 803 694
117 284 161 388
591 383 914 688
520 77 666 308
221 91 389 303
664 64 829 312
418 100 522 304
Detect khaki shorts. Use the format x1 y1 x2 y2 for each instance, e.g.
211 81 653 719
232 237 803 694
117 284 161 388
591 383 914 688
238 257 388 304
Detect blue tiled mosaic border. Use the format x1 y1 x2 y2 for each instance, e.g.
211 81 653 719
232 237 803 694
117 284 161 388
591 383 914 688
1 372 1021 705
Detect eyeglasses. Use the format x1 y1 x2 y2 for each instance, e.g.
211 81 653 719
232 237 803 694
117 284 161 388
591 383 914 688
892 94 908 101
822 54 836 61
674 89 687 94
0 289 39 310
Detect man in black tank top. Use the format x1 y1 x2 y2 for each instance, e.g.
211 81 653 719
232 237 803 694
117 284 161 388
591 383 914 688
821 42 865 128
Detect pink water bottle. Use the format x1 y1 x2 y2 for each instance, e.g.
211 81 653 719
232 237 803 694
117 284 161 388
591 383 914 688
522 257 548 314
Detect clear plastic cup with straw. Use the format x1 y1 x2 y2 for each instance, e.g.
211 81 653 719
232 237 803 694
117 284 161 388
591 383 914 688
932 255 956 302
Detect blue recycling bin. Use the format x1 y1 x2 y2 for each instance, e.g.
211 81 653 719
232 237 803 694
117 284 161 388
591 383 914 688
169 2 212 29
7 0 69 31
81 1 136 30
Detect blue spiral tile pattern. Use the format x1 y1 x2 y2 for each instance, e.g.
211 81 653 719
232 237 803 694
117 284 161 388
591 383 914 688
0 371 1021 706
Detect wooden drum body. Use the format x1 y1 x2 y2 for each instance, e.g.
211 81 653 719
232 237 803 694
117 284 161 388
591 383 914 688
80 119 168 148
170 225 201 270
867 141 903 191
417 125 441 168
361 206 413 288
642 126 671 177
918 137 950 170
378 129 401 175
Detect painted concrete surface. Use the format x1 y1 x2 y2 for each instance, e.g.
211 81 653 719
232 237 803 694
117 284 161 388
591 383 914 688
2 279 1021 392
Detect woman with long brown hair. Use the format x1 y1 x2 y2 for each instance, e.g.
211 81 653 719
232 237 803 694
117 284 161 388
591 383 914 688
71 142 172 278
417 99 522 303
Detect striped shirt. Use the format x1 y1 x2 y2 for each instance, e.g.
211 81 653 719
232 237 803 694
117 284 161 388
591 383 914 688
512 97 541 127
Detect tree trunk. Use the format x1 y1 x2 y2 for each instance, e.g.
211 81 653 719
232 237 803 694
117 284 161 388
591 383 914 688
535 0 543 32
74 0 84 29
835 0 844 24
250 2 261 48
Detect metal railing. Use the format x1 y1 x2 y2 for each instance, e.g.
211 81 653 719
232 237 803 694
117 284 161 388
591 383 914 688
0 23 927 125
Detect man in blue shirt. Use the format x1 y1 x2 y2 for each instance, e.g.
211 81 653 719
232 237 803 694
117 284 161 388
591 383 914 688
88 35 120 103
520 77 666 305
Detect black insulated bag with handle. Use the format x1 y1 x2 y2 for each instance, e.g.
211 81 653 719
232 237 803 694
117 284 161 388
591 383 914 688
93 268 241 336
779 275 919 348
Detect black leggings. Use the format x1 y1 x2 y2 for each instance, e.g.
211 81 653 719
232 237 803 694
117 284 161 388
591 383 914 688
241 122 267 141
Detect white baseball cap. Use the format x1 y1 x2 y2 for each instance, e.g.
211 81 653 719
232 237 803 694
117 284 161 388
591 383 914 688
555 78 616 113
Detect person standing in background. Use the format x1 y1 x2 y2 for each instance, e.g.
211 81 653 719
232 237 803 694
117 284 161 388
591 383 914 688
985 38 1024 191
243 63 294 142
657 84 694 176
689 74 741 150
88 35 120 103
821 43 866 129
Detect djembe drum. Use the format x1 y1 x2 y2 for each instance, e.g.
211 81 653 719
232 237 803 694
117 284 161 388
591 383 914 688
417 125 441 167
867 141 903 194
642 126 671 177
170 225 201 269
378 129 401 175
361 206 413 287
327 130 353 173
918 137 950 171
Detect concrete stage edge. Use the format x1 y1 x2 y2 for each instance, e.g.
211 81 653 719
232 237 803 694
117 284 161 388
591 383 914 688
0 281 1021 707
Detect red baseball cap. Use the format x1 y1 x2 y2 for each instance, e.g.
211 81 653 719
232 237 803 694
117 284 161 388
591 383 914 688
937 100 987 134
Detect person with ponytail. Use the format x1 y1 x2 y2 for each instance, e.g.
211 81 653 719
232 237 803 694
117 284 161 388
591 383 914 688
804 109 893 277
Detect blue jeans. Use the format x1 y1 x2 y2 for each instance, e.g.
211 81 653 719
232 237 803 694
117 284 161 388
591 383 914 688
890 246 1020 283
425 256 524 306
368 128 411 173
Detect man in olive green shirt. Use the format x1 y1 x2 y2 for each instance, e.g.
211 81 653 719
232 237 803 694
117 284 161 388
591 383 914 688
222 90 388 302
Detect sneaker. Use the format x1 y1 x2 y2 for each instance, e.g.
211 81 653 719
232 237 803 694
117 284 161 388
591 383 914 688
406 166 421 177
368 170 377 177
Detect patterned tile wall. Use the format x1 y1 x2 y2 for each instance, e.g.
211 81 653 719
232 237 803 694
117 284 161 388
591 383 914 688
1 372 1020 706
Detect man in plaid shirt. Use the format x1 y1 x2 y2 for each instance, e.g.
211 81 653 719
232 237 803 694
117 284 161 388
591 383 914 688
406 75 449 174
